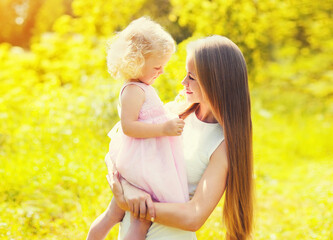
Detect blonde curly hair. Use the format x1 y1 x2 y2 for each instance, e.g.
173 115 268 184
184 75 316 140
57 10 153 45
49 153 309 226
106 17 175 80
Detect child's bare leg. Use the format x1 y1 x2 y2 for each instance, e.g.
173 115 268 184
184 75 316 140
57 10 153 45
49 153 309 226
87 197 125 240
123 215 151 240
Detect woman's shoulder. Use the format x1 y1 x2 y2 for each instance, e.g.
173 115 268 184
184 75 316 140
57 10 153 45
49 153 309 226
164 92 190 116
164 100 189 118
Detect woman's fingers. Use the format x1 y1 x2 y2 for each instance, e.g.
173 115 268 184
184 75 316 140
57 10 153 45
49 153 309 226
145 196 155 221
132 199 139 218
115 178 155 221
129 195 151 220
129 202 134 214
139 199 147 220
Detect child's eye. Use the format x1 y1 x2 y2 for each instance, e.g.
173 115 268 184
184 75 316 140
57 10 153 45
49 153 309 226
154 67 161 70
189 75 195 80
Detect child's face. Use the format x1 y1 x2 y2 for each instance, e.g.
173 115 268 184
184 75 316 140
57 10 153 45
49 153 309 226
139 53 172 85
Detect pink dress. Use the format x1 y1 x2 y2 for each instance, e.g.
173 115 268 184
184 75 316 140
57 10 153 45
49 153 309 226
106 82 189 203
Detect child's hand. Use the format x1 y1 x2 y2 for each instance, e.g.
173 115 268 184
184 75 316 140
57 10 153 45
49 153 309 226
163 118 185 136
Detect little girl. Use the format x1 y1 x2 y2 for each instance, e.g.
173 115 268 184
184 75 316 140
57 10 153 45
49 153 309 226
86 17 189 240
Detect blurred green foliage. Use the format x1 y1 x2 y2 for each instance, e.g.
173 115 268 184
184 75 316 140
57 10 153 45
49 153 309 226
0 0 332 239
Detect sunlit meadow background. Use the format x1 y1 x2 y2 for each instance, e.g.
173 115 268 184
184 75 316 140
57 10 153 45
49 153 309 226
0 0 332 239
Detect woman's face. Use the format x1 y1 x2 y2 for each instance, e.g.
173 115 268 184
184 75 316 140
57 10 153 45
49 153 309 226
181 56 204 104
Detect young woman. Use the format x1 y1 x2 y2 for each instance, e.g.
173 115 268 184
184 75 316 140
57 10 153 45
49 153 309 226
109 35 254 240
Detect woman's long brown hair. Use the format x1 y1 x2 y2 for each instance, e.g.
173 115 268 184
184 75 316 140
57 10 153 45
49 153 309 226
181 36 253 240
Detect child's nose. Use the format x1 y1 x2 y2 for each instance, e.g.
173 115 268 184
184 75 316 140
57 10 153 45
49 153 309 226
181 76 188 86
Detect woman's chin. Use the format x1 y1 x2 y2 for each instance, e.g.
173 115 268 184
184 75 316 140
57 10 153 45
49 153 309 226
186 96 196 104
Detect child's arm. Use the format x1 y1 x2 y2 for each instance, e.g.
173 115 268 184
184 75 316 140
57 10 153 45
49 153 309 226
121 84 185 138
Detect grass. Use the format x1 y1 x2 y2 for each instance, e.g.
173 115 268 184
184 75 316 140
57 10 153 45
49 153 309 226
0 87 332 239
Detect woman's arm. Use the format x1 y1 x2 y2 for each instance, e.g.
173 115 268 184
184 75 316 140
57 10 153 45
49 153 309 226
109 141 228 231
151 141 228 231
121 84 184 138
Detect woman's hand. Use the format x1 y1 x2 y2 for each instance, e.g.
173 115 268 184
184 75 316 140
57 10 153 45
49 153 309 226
121 180 155 221
106 172 155 221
